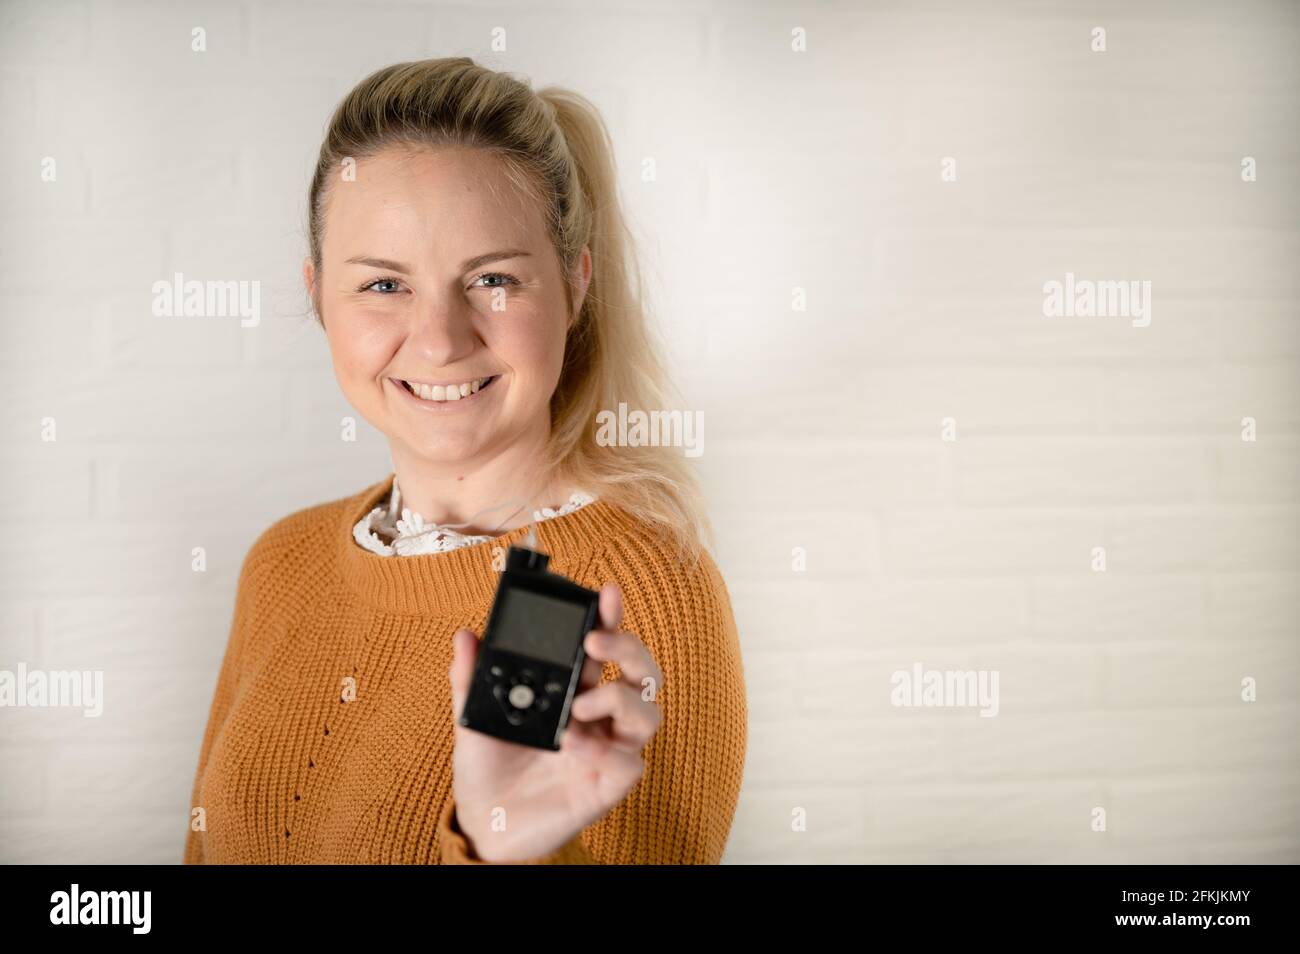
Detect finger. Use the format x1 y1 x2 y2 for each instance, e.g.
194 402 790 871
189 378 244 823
577 653 604 693
569 681 662 748
575 584 624 694
561 719 648 784
597 583 623 633
448 627 479 722
582 629 663 698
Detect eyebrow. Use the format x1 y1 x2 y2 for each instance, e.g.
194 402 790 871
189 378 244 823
344 249 532 273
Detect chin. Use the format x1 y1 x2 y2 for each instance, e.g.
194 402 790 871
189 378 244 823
398 431 486 464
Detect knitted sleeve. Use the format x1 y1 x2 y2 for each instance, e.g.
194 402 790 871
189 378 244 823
436 539 748 864
437 797 596 863
181 529 267 864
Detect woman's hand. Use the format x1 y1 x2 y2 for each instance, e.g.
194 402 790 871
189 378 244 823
447 582 665 862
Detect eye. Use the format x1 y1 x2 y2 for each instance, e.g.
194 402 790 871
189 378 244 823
359 276 403 294
471 271 521 290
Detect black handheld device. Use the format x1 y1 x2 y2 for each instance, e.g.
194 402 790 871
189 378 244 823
457 544 601 751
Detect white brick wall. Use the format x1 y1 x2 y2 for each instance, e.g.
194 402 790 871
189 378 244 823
0 0 1296 863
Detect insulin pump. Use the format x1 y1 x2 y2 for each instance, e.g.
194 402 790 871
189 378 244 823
457 541 601 751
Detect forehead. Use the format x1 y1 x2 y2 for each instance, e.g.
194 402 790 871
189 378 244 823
321 145 549 260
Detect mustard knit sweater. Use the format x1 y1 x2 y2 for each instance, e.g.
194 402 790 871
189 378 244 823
183 474 748 864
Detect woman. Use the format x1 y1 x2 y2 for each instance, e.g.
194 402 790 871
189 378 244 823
183 58 747 864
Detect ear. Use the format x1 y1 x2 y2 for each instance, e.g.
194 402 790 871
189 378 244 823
303 258 323 326
568 245 593 330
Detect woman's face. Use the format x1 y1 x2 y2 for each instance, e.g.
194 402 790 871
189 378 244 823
305 146 589 468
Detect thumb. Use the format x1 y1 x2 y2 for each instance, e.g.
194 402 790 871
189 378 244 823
449 627 479 723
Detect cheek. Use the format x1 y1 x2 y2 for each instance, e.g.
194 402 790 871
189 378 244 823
325 306 399 379
486 314 568 387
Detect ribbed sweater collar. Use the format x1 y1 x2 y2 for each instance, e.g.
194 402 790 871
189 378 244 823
335 473 629 617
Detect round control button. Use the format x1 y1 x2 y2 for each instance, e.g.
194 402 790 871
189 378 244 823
508 684 535 710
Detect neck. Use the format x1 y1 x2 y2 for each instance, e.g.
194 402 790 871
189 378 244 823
387 429 570 536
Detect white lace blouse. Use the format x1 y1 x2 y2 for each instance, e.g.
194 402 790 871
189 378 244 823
353 477 597 557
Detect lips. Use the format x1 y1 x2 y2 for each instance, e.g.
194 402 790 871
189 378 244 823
392 375 499 404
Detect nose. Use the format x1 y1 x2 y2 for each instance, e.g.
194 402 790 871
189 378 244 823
403 293 479 367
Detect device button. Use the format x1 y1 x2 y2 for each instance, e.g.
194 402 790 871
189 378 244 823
490 665 504 678
544 681 564 695
508 684 535 710
493 685 529 723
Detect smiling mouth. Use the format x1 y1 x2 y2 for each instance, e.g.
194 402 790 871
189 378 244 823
394 375 499 403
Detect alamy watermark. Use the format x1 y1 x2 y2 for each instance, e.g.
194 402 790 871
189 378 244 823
0 663 103 717
1042 271 1151 327
594 403 703 457
890 663 1000 717
151 271 261 327
50 884 150 934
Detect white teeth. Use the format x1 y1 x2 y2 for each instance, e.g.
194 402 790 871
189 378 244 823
403 377 491 403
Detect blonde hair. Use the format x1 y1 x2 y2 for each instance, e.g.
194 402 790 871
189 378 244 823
306 57 711 568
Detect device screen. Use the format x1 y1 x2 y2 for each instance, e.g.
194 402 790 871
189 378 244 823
490 587 591 666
